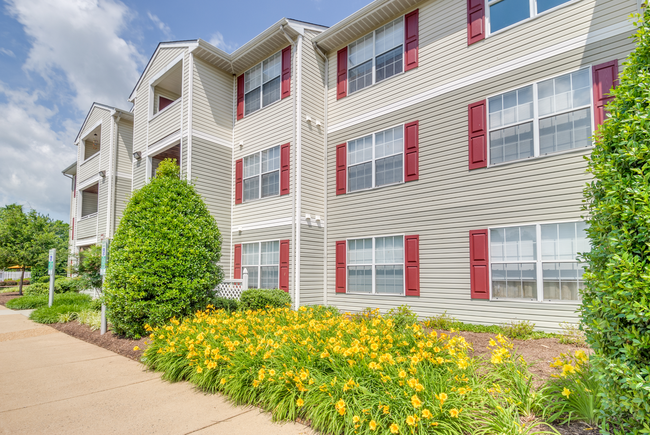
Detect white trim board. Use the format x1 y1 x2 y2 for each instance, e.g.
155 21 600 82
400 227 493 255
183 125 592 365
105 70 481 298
78 174 101 190
192 129 233 148
79 119 103 143
327 20 634 134
231 217 293 233
146 130 182 157
75 237 98 247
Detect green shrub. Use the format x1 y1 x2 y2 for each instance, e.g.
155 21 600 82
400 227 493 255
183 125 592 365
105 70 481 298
77 309 101 330
57 276 83 293
581 10 650 433
104 159 223 338
386 304 419 329
31 304 85 324
57 312 77 323
89 298 102 311
501 320 536 340
238 288 291 311
212 297 239 313
6 294 48 309
24 282 58 296
423 311 458 330
558 322 587 347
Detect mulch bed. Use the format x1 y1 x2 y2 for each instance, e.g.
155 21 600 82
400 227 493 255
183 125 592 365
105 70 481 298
48 322 146 361
0 292 22 306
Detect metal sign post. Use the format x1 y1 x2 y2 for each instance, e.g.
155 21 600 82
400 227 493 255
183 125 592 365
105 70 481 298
100 239 109 335
48 249 56 307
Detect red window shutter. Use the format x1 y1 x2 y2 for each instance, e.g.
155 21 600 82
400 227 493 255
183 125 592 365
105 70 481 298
159 96 174 111
404 235 420 297
236 74 245 120
279 239 290 291
404 9 419 71
235 159 243 204
592 60 619 129
337 47 347 100
469 229 489 299
234 244 242 279
336 143 346 195
280 143 290 195
335 240 346 293
281 46 292 99
468 100 487 170
404 121 419 182
71 218 74 240
467 0 485 45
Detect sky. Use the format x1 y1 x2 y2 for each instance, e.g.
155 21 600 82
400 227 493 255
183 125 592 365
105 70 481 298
0 0 372 223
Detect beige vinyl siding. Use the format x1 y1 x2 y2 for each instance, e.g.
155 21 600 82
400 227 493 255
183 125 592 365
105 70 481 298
148 103 181 145
324 34 633 332
232 225 293 296
76 214 97 239
97 174 109 238
114 177 131 229
115 119 133 175
79 107 108 160
78 107 111 183
192 57 234 142
132 157 147 190
325 0 636 127
191 136 232 272
154 89 181 113
181 137 188 178
300 224 325 306
78 155 100 184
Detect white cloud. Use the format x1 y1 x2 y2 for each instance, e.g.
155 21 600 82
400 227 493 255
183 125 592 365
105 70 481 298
0 48 16 57
208 31 238 53
147 12 173 39
0 84 77 221
6 0 145 112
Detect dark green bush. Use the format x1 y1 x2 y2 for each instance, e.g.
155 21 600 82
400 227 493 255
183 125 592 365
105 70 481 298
6 294 48 309
23 282 52 296
104 159 223 338
238 289 292 311
212 297 239 313
581 10 650 433
30 304 87 324
57 276 83 292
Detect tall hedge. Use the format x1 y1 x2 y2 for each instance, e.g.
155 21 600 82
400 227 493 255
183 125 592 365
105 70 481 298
581 10 650 434
104 159 223 338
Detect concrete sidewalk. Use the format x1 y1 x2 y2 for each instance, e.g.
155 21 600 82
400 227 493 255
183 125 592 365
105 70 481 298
0 305 313 435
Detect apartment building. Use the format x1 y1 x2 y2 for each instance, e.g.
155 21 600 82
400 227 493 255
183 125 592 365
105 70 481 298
63 103 134 257
63 0 638 330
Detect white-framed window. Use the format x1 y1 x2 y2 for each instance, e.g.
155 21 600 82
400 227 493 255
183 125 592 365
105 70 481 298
348 17 404 95
244 51 282 117
242 241 280 289
80 183 99 218
347 235 404 295
243 145 281 202
488 67 592 165
348 125 403 192
486 0 574 34
489 221 590 302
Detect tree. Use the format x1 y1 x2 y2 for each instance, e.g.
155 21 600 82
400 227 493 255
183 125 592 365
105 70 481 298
75 244 102 289
104 159 223 338
582 10 650 433
0 204 68 295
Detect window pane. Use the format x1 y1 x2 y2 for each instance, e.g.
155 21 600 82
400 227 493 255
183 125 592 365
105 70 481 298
489 121 534 164
539 108 591 154
261 241 279 265
262 76 281 107
376 265 404 294
349 60 373 94
577 221 590 256
541 222 590 261
262 52 281 83
348 162 372 192
349 34 373 67
538 68 591 117
260 266 279 289
244 87 261 116
348 238 372 265
348 266 372 293
375 126 403 159
491 263 537 299
242 243 259 266
262 146 280 172
244 64 261 93
489 0 531 33
537 0 570 14
376 154 403 186
244 154 260 178
246 266 260 289
490 228 506 262
243 177 259 201
375 18 403 55
543 262 582 301
376 46 403 83
348 135 373 165
493 225 536 262
375 236 404 264
261 171 279 197
488 85 533 129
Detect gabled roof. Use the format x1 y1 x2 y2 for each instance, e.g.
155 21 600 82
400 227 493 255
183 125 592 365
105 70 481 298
312 0 421 53
128 19 328 101
74 103 134 144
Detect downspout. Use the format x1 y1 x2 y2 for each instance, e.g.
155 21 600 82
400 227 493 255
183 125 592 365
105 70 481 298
108 111 121 238
295 34 303 310
313 42 328 306
187 53 194 180
230 74 236 279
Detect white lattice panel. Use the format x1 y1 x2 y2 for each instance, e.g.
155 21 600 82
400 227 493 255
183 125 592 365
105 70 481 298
216 280 244 300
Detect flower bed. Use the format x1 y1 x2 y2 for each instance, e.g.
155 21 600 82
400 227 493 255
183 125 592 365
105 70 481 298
144 306 561 434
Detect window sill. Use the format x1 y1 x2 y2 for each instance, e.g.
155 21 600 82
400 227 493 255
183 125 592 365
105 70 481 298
487 145 593 169
346 69 406 100
486 0 582 39
345 180 404 195
79 213 98 221
80 153 100 166
149 97 182 122
239 97 284 123
490 297 581 304
240 193 282 205
344 292 406 297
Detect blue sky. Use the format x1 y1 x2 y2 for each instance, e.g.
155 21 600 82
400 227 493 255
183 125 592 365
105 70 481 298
0 0 371 223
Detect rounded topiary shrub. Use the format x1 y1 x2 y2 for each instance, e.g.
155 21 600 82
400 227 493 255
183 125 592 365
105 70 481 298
238 289 292 311
104 159 223 338
581 10 650 433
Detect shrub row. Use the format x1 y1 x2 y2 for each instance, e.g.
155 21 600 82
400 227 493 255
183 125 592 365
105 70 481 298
23 277 85 296
0 279 30 287
212 288 292 313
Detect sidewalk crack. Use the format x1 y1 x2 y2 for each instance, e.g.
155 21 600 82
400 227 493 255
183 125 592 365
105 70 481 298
183 409 254 434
